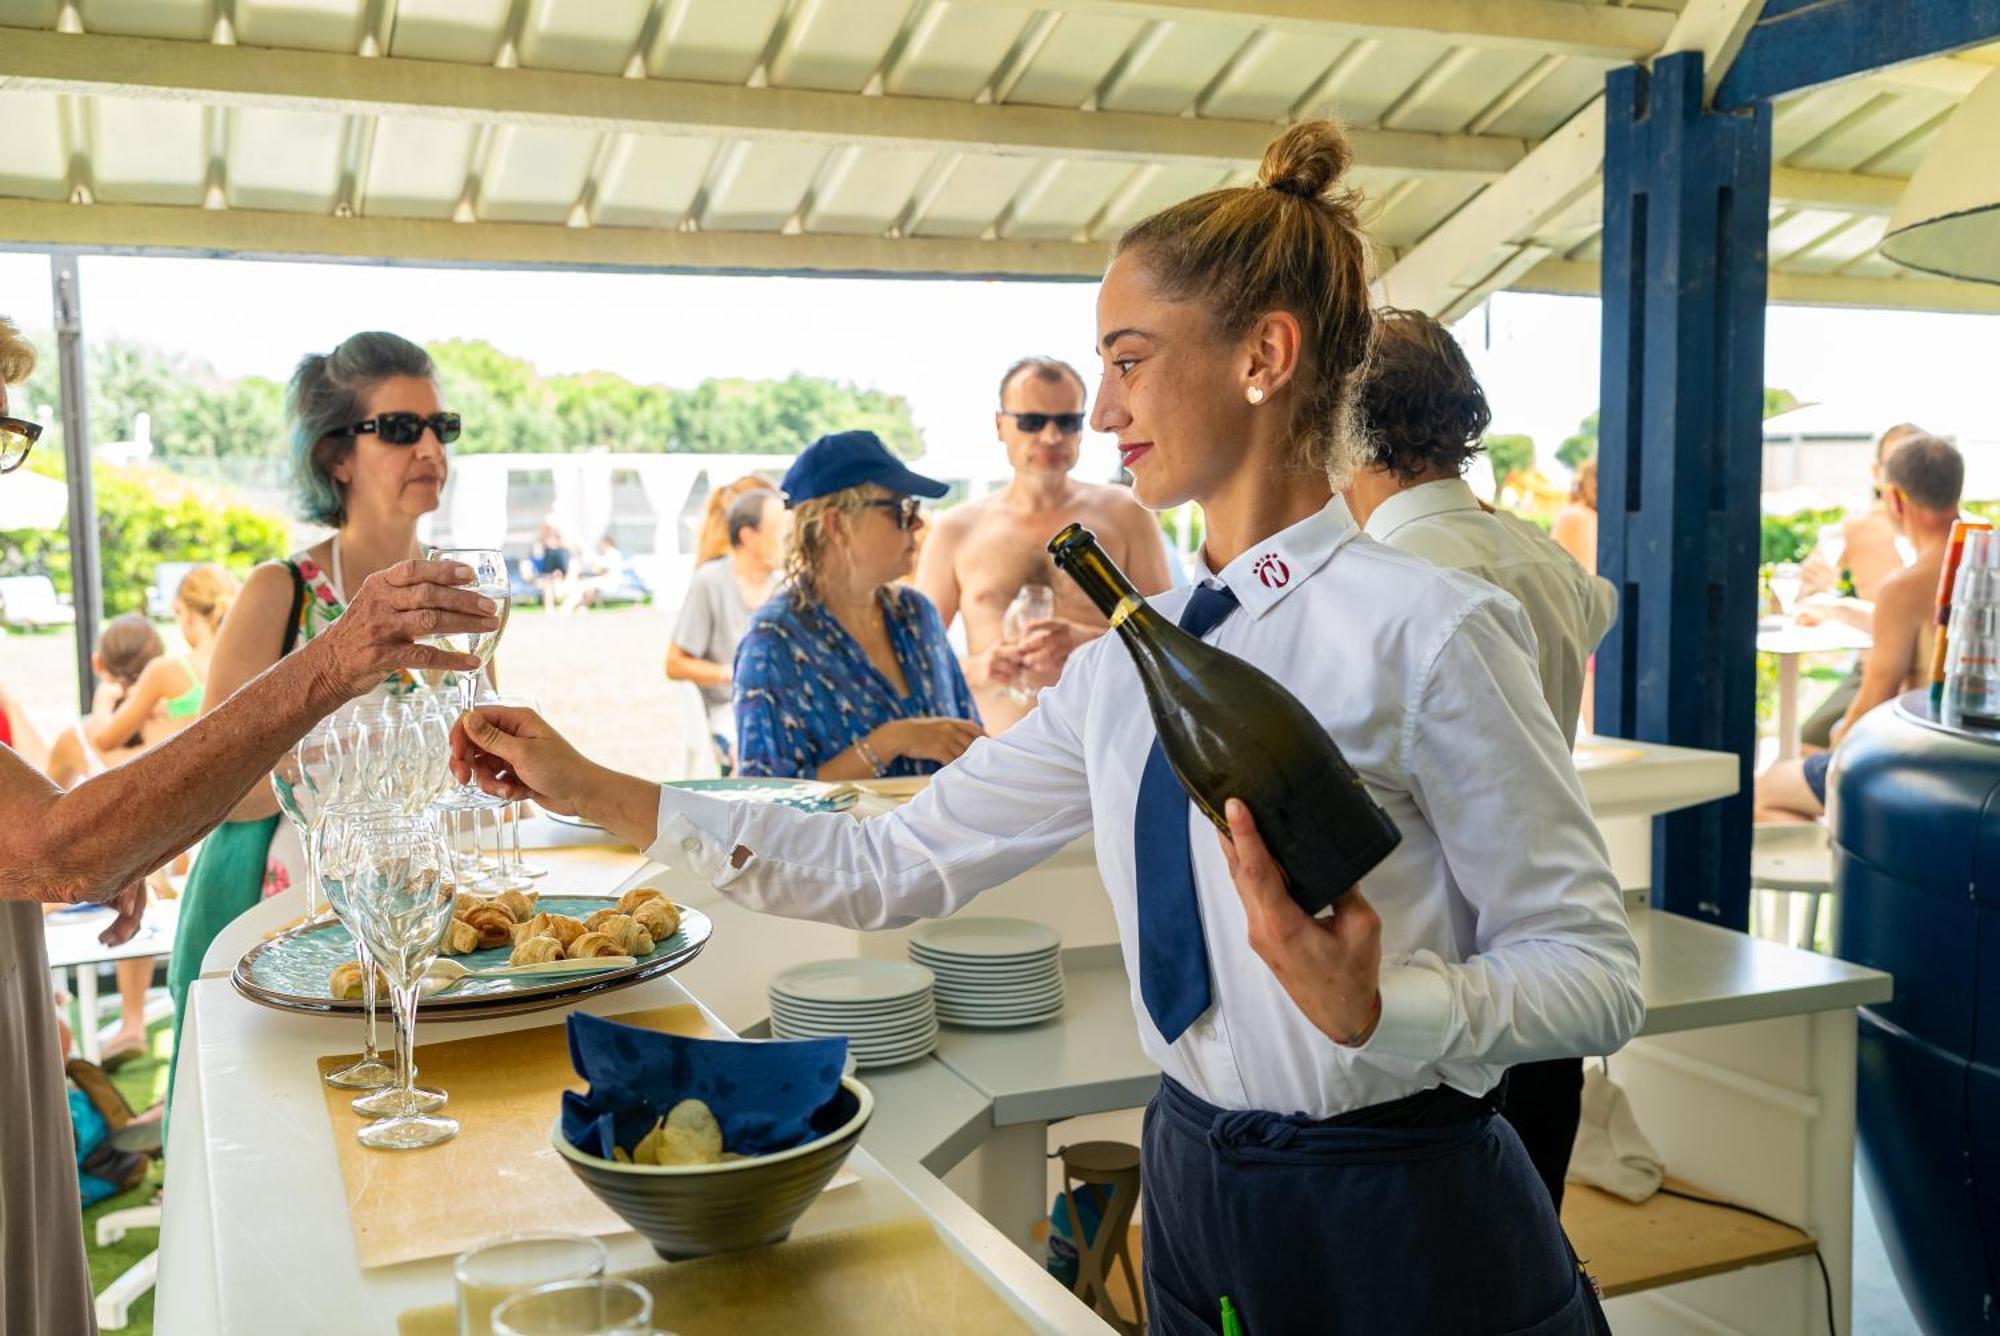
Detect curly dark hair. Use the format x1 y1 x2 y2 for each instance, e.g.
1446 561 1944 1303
1357 307 1492 484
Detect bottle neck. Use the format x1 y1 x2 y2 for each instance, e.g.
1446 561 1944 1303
1053 534 1144 629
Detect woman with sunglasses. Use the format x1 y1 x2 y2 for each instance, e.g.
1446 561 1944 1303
732 429 984 780
165 330 462 1079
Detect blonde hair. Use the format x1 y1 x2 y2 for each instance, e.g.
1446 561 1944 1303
1114 120 1374 486
0 316 36 386
782 486 872 608
173 564 240 632
697 475 780 564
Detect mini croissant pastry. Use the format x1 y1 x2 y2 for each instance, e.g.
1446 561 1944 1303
509 935 566 966
492 888 537 923
630 898 680 943
583 907 624 934
617 887 665 917
567 931 624 959
585 913 654 957
460 904 518 950
451 892 487 921
328 960 384 1000
524 912 589 948
439 919 480 956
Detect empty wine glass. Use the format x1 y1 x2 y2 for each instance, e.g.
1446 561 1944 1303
430 548 512 811
316 800 401 1092
476 693 544 890
1001 583 1057 703
346 814 460 1150
274 722 340 922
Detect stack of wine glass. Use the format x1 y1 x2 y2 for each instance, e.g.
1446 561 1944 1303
909 919 1064 1028
767 959 938 1069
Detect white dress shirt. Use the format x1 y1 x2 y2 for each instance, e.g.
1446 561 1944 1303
1362 478 1617 749
647 499 1643 1118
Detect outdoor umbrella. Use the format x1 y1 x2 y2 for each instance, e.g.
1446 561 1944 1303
0 469 68 531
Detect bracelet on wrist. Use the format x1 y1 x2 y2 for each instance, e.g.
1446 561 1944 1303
853 736 888 777
1337 990 1383 1048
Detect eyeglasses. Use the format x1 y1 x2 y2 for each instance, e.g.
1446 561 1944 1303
859 496 924 530
1002 412 1085 435
0 416 43 474
333 412 462 447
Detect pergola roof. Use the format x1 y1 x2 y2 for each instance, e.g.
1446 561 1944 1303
0 0 1996 315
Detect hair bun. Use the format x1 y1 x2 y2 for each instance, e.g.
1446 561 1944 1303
1259 119 1354 201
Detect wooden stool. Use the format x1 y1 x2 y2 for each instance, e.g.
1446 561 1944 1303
1057 1140 1144 1334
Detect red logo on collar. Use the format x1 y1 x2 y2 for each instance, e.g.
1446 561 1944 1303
1252 553 1291 589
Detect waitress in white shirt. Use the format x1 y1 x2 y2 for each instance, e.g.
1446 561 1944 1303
454 120 1638 1336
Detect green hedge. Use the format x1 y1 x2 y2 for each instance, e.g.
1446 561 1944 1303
0 462 289 619
1760 506 1846 566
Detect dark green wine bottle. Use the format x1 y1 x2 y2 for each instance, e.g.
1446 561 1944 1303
1050 523 1400 914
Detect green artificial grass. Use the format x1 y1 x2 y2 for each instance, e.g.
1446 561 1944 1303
77 1013 172 1335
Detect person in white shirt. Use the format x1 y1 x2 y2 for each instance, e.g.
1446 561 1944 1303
452 121 1636 1336
1345 306 1619 1213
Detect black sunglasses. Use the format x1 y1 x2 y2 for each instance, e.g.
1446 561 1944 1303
0 416 43 474
1002 412 1085 435
334 411 462 447
859 496 925 530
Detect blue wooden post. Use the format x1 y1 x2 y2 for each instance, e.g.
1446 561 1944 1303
1596 52 1771 928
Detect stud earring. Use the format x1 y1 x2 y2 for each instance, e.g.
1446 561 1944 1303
1246 385 1265 405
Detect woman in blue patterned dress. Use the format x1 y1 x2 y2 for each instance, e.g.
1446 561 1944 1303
734 431 984 780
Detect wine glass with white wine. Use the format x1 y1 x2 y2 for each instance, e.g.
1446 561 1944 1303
428 547 511 810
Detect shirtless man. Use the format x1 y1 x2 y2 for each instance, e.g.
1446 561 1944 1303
1757 432 1963 820
917 356 1172 732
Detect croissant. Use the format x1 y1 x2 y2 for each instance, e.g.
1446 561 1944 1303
510 935 566 966
460 904 518 950
492 888 537 923
439 919 480 956
631 899 680 943
584 913 655 957
583 907 624 934
567 931 624 959
328 960 385 1000
542 913 589 948
451 892 487 921
617 887 665 917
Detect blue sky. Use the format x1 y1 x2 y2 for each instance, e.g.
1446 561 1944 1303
2 250 1994 484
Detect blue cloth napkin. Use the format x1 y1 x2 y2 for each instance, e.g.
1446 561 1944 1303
560 1013 848 1161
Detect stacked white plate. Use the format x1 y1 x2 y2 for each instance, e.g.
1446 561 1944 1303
909 918 1064 1028
768 959 938 1069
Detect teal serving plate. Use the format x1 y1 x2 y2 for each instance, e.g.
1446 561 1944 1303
230 897 713 1021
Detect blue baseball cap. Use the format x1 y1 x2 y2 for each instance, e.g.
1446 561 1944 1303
781 430 949 507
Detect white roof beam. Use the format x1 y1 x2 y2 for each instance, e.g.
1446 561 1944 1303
1518 258 2000 314
0 28 1521 180
950 0 1673 60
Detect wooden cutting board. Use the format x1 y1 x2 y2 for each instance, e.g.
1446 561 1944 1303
318 1004 713 1269
395 1217 1032 1335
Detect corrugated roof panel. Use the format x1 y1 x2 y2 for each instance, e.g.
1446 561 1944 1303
1366 176 1483 247
645 0 787 85
1096 19 1251 116
1384 47 1549 134
516 0 651 75
1786 92 1955 173
388 0 512 64
999 158 1128 239
1197 32 1356 122
0 92 68 200
1471 58 1609 140
765 0 910 94
803 146 933 234
698 140 829 230
1779 215 1885 275
225 107 347 211
360 118 478 219
88 98 206 206
1861 126 1942 178
908 153 1038 237
1768 208 1860 265
1085 162 1230 238
1002 12 1146 108
591 133 717 228
1773 85 1885 160
884 3 1030 101
0 1 59 29
1317 37 1452 128
476 124 596 223
77 0 210 40
233 0 368 53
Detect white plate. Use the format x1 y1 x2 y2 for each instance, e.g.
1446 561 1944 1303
768 1000 935 1029
924 966 1064 986
911 953 1061 975
769 959 934 1006
772 1014 939 1041
910 940 1060 962
770 990 935 1015
909 918 1061 960
935 986 1065 1007
935 994 1064 1013
938 1008 1064 1028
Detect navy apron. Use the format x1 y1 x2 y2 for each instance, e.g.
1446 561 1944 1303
1140 1075 1612 1336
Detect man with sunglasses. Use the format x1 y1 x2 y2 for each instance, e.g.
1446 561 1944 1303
917 356 1171 731
0 316 497 1334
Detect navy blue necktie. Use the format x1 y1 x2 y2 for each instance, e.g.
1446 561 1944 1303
1134 582 1239 1042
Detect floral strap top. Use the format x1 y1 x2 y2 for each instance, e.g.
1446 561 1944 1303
289 548 421 696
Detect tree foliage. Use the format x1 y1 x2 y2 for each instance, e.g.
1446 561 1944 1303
1551 387 1799 474
1484 433 1536 500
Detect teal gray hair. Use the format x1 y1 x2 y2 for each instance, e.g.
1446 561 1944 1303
288 331 435 526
